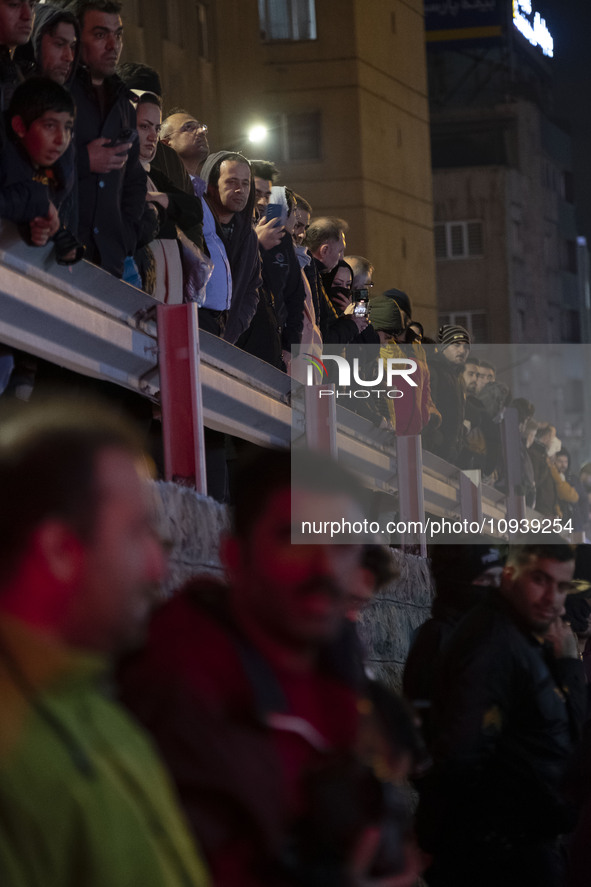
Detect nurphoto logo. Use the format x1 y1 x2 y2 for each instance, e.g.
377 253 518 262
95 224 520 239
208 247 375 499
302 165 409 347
303 353 417 400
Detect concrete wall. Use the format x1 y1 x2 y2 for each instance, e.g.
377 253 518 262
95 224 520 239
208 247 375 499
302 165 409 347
154 482 434 689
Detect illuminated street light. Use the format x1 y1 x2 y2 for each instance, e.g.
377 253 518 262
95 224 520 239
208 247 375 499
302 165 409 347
248 124 268 144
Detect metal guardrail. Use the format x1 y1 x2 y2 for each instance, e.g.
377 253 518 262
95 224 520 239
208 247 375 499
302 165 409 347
0 223 554 539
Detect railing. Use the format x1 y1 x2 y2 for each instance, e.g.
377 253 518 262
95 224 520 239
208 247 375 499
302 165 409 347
0 222 557 545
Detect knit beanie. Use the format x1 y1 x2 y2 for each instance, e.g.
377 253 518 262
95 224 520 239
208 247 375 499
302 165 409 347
438 324 471 350
367 295 405 335
381 287 412 318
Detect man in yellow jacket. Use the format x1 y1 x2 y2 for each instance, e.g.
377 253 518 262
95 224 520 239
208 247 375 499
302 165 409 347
0 399 209 887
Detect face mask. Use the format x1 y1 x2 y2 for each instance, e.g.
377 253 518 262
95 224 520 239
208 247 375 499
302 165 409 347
330 285 351 301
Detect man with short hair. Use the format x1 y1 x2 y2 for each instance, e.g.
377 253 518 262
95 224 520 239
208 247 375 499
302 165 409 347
476 359 496 394
0 399 209 887
422 324 471 465
0 0 35 106
237 166 305 368
69 0 147 277
461 356 500 475
290 193 311 245
345 254 374 291
120 448 383 886
160 108 209 187
200 150 260 343
418 544 585 887
463 356 480 394
303 216 369 343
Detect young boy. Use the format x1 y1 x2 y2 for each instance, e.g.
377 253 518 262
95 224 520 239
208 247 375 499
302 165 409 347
2 76 82 260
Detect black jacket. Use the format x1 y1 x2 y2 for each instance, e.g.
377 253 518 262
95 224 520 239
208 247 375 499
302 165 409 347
70 66 146 277
529 441 556 517
304 256 359 345
421 349 465 465
417 591 586 852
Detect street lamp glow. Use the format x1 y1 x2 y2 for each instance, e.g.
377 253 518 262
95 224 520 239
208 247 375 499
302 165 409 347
248 124 268 144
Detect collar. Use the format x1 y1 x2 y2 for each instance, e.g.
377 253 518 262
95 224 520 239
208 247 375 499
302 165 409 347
0 613 107 694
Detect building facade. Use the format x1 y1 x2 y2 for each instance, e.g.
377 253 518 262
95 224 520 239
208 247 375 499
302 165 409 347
426 0 589 345
122 0 438 330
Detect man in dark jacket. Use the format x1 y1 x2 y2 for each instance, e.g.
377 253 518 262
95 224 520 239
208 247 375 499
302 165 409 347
422 324 470 466
200 150 261 344
0 0 35 111
69 0 147 277
236 171 305 369
403 544 504 748
418 544 585 887
303 217 369 344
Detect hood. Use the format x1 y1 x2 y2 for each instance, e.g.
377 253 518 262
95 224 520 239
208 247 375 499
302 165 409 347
201 149 256 222
29 3 81 87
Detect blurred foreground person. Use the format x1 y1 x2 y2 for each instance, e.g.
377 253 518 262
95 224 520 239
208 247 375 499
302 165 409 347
120 448 421 886
417 544 585 887
0 399 208 887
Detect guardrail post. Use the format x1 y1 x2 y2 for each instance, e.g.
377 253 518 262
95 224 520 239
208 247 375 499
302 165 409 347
501 406 526 530
304 383 338 456
396 434 427 556
157 303 207 493
460 469 483 524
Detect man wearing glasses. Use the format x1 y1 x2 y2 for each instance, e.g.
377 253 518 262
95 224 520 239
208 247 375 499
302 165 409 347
160 111 209 193
418 544 585 887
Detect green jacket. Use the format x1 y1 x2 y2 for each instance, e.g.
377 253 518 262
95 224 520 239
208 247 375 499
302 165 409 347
0 615 209 887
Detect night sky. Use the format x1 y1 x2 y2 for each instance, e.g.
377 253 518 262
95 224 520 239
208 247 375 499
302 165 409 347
541 0 591 242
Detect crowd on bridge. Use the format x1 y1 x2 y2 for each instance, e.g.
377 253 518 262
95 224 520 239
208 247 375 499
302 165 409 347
0 0 588 522
2 4 591 887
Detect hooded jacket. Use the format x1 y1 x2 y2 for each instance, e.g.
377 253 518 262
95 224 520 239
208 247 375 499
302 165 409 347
200 151 261 344
28 4 81 87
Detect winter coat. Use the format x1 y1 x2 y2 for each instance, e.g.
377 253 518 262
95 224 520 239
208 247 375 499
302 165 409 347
417 591 586 853
421 349 465 465
200 150 261 344
70 66 146 277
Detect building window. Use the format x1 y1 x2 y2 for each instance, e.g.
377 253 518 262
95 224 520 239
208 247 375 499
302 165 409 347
439 311 489 343
434 221 484 260
265 111 322 162
197 4 210 60
258 0 317 41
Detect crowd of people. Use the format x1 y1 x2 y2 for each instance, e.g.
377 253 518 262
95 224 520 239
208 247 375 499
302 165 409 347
2 394 591 887
0 0 587 525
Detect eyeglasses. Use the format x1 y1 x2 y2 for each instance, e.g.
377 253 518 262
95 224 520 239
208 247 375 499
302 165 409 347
171 120 208 136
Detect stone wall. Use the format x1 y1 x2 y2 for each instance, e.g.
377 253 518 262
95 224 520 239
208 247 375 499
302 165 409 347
358 550 434 692
154 483 434 682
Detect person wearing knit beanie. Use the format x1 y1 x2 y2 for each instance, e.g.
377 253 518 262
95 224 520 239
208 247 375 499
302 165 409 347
438 323 471 352
367 294 408 342
381 287 412 319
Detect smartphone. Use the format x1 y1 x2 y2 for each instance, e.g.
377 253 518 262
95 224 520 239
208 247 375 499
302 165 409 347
106 128 137 150
265 203 283 224
352 287 370 317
